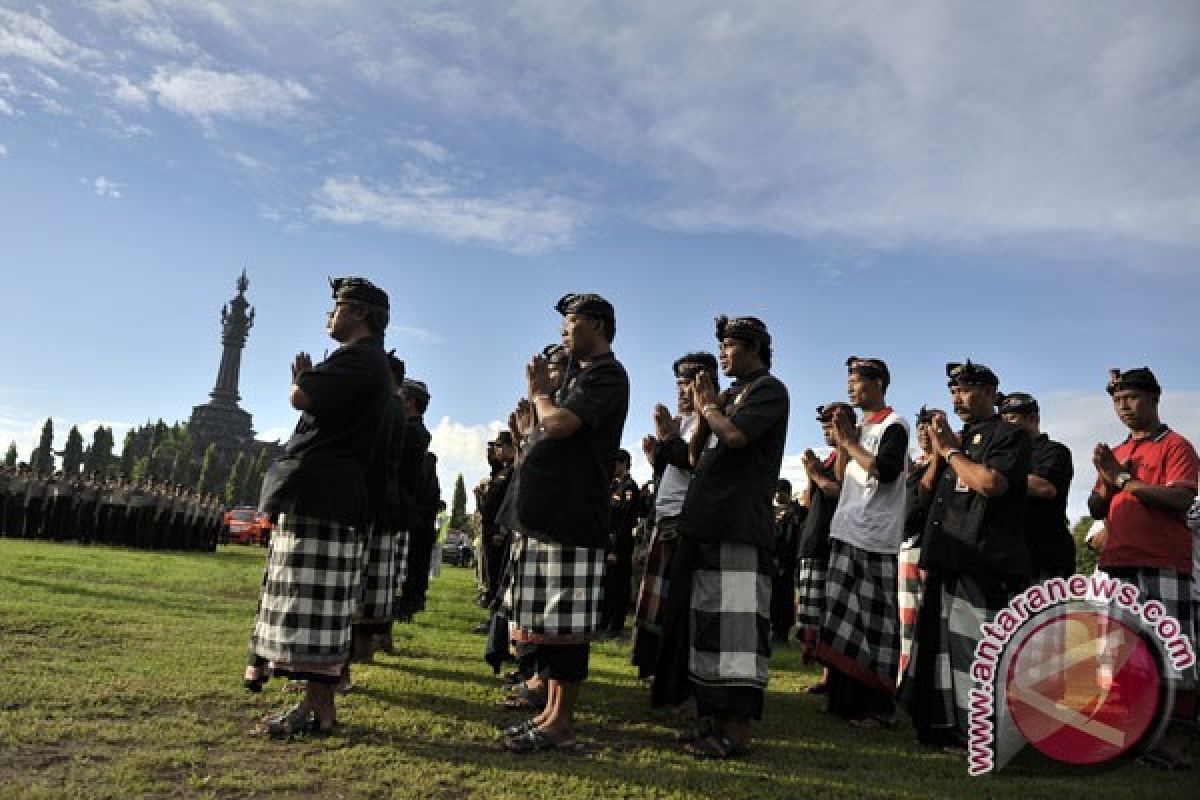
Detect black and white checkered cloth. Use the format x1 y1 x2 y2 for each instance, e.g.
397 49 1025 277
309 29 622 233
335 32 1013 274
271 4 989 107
391 529 410 603
688 540 772 691
1105 567 1196 694
817 539 901 693
898 542 923 677
355 525 397 623
899 573 1005 736
250 513 365 667
795 557 827 647
509 536 606 640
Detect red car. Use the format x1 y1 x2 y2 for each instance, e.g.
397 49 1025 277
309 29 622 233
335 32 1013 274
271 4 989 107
225 506 270 546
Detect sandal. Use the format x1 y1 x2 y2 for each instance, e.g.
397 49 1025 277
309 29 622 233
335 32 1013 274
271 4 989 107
505 728 577 753
849 714 895 730
251 705 335 738
498 683 546 711
282 680 308 694
675 717 715 744
684 733 748 760
500 718 541 738
1137 748 1193 771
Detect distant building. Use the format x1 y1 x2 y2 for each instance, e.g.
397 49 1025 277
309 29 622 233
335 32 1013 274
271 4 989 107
188 271 280 473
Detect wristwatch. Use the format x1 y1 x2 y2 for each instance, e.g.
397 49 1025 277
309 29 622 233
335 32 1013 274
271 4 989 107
701 403 720 416
1115 471 1133 490
944 448 962 463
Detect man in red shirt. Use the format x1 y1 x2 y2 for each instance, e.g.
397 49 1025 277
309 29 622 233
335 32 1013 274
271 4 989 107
1089 366 1198 769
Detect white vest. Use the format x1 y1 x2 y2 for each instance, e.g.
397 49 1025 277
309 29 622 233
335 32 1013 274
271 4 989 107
830 410 909 555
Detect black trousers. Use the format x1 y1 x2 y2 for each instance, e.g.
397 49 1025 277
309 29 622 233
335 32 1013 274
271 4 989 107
769 569 796 639
537 643 590 683
600 561 633 632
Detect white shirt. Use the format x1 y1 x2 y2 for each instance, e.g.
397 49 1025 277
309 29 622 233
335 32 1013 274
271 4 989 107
655 412 697 519
830 410 910 555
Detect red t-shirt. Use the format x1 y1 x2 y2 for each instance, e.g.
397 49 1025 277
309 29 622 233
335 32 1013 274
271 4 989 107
1097 427 1199 573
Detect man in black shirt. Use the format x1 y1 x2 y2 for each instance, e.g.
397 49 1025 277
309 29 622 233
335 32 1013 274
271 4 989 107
653 315 789 760
399 382 441 620
795 403 850 694
998 392 1075 579
899 360 1031 749
600 448 640 637
246 276 392 737
391 378 433 624
770 479 804 643
505 293 629 753
479 432 516 610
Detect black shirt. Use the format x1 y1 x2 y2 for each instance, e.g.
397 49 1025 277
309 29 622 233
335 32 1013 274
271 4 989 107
516 352 630 549
903 458 934 547
680 370 790 551
608 474 641 564
1025 434 1075 578
774 500 806 571
797 453 838 560
259 335 392 526
921 415 1031 579
397 414 433 531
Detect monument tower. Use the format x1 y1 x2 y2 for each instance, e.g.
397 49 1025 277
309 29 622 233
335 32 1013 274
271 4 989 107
188 271 258 464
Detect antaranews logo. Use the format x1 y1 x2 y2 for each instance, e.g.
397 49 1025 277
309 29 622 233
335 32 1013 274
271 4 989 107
966 572 1196 776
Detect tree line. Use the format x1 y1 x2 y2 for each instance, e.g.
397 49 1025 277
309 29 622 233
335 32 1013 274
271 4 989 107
6 418 272 509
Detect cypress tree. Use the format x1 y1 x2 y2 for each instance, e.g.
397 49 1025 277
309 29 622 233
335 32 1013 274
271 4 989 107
61 426 85 476
450 473 469 530
225 452 248 507
4 441 17 467
30 418 55 474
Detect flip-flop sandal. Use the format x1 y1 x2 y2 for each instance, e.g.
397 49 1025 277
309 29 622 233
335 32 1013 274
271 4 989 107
675 717 716 744
505 729 577 753
1137 750 1192 771
251 705 332 738
497 683 546 711
849 715 895 729
684 733 748 760
500 718 541 738
282 680 308 694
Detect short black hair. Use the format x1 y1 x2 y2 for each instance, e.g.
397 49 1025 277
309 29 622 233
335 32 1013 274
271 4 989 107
777 478 792 493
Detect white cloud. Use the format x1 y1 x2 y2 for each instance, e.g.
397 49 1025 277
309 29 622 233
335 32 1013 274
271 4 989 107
0 143 6 157
312 175 583 255
427 416 504 512
401 138 450 163
147 65 312 128
301 1 1200 253
389 325 445 345
256 425 290 443
0 97 11 116
229 150 262 170
0 7 102 73
86 175 124 199
112 74 149 109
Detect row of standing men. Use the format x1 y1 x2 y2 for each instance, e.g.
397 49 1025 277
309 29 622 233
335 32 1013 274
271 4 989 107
0 466 224 552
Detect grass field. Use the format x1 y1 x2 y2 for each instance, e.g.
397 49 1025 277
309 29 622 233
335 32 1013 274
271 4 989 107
0 538 1195 799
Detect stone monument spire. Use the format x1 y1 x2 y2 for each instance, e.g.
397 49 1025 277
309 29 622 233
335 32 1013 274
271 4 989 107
188 270 258 468
209 269 256 406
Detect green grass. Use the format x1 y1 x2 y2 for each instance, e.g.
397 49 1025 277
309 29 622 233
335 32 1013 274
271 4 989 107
0 538 1194 799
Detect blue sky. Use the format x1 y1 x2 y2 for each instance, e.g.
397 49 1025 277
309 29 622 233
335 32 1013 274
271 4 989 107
1 2 1198 518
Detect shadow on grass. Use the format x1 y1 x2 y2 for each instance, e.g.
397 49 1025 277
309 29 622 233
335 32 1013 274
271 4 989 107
3 574 243 617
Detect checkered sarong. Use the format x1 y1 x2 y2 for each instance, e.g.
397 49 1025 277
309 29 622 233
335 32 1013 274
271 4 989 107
795 557 827 650
897 541 923 676
355 525 397 623
689 540 772 691
250 513 365 668
509 536 606 643
391 529 410 602
817 539 900 694
1105 567 1196 696
634 516 679 636
899 573 1009 737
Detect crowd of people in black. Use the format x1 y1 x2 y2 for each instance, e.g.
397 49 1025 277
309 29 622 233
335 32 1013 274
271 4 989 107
0 466 223 551
8 275 1194 773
